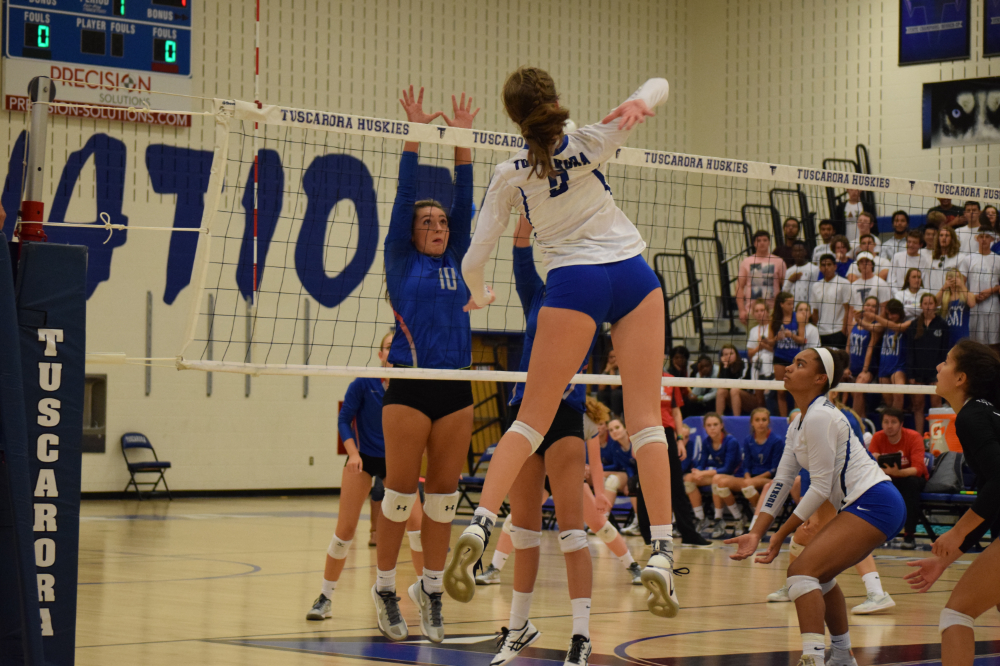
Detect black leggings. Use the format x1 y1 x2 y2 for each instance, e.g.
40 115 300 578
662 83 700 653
633 427 699 544
892 475 926 536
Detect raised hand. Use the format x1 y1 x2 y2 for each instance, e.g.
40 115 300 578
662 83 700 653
442 93 480 129
601 99 655 131
399 85 443 125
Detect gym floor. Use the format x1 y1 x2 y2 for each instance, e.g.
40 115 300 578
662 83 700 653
76 496 1000 665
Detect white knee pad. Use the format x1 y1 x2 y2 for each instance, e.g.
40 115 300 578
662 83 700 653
423 491 460 524
327 535 352 559
742 485 759 499
629 426 666 454
788 538 805 557
559 529 589 553
381 488 417 523
509 420 544 453
502 517 513 535
596 521 618 544
820 578 838 595
715 485 732 498
509 526 542 550
786 575 822 601
604 475 620 492
939 608 975 633
684 481 697 495
407 530 422 553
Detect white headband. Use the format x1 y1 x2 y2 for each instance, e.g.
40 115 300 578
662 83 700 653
815 347 835 391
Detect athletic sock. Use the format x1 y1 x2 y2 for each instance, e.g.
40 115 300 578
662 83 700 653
801 632 826 666
491 549 510 571
830 632 851 661
474 507 498 529
509 590 533 630
650 524 673 541
422 568 444 594
714 507 724 520
693 505 705 520
321 579 337 598
617 551 635 567
376 568 396 593
727 503 743 519
861 571 884 597
571 597 591 638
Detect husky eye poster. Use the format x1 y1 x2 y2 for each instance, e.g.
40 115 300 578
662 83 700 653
922 77 1000 148
900 0 971 65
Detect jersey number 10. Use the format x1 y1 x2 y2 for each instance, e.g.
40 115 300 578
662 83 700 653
438 267 458 290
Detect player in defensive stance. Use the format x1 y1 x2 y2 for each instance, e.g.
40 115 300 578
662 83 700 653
373 87 479 643
448 68 682 619
905 340 1000 666
306 332 425 620
728 347 905 666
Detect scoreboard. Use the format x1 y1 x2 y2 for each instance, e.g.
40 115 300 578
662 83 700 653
3 0 194 126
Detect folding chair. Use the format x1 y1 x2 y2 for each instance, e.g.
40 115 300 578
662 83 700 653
121 432 172 500
456 444 509 517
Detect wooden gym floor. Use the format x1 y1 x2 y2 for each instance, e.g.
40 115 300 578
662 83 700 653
76 496 1000 665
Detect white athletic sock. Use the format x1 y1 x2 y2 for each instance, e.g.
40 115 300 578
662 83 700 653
714 507 724 520
861 572 884 597
650 524 673 541
801 632 826 665
509 590 533 630
830 632 851 661
727 503 743 519
376 568 396 593
571 597 591 638
491 549 510 571
422 568 444 595
474 507 498 529
321 579 336 598
617 551 635 567
693 505 705 520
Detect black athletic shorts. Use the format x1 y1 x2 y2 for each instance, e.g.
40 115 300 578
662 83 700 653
382 377 473 421
820 332 848 350
355 452 386 480
910 367 937 385
507 400 585 457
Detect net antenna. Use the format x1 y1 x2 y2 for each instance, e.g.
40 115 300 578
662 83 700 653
17 76 56 245
252 0 262 311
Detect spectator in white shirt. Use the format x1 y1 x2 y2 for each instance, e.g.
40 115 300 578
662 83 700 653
811 220 836 264
809 253 852 349
966 224 1000 350
984 205 998 228
850 252 892 315
927 225 970 293
959 201 981 229
956 205 984 255
736 230 786 326
894 267 933 321
849 212 882 258
782 241 819 304
889 230 932 290
847 234 890 283
834 188 872 242
881 210 911 261
921 221 940 259
796 301 821 348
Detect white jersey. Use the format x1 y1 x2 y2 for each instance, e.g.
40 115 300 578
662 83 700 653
463 78 671 305
849 276 892 311
783 262 819 304
880 236 907 262
762 397 889 522
888 251 932 290
847 254 890 281
927 252 970 293
894 288 934 320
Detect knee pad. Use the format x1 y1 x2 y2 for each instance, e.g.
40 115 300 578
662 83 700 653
786 575 821 601
596 521 618 544
381 488 417 523
629 426 666 454
407 530 422 553
423 491 460 524
509 420 544 453
509 526 542 550
604 475 620 492
715 485 732 498
559 529 589 553
788 538 805 557
502 517 513 535
371 476 385 502
327 535 352 559
820 578 838 595
684 481 697 495
742 486 759 499
939 608 975 633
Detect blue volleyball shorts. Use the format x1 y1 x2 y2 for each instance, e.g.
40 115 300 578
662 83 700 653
544 255 661 326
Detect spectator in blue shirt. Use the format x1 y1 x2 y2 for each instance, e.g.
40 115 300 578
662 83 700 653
682 413 741 533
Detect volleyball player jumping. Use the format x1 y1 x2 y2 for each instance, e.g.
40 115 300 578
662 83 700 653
372 87 479 643
445 69 681 618
728 347 905 666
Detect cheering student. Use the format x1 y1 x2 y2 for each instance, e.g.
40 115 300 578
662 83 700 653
889 230 932 290
848 296 882 422
809 254 852 349
783 240 819 305
928 226 969 293
846 234 889 283
848 213 882 259
938 270 977 348
894 267 933 321
769 292 807 417
906 293 947 435
831 235 854 278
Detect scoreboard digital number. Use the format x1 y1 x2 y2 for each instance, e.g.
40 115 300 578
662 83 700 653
3 0 194 126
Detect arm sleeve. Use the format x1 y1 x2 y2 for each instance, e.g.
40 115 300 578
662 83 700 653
512 245 544 317
793 413 839 521
385 151 419 261
760 445 802 518
572 78 670 164
337 380 362 445
447 163 474 260
956 413 1000 549
768 437 784 477
720 438 741 475
462 171 518 307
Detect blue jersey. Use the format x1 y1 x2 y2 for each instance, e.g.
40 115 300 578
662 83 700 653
946 298 970 347
337 377 386 457
841 407 865 444
508 246 592 412
740 432 784 477
879 328 907 377
698 434 741 475
681 434 703 474
385 151 473 369
848 325 872 376
601 441 635 477
836 260 853 278
773 320 801 364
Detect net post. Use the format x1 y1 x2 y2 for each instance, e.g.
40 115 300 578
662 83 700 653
18 76 56 244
